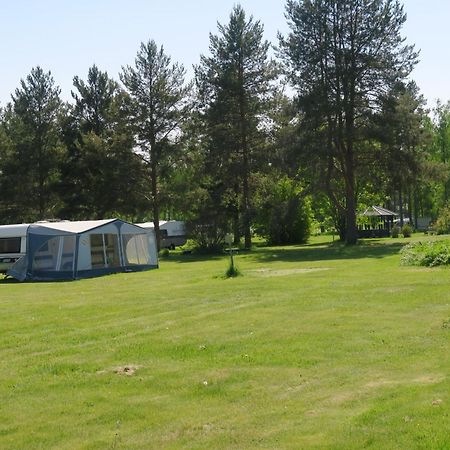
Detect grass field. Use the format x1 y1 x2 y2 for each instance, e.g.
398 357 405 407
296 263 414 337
0 235 449 449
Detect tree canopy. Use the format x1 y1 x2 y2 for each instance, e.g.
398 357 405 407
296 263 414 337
279 0 418 243
0 2 448 248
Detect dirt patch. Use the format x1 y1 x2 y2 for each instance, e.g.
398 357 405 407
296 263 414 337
374 287 415 294
97 365 141 376
325 375 446 407
114 365 140 376
251 267 331 277
365 374 445 389
365 380 398 389
413 375 445 384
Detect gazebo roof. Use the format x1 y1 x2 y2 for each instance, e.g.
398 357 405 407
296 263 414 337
362 206 398 217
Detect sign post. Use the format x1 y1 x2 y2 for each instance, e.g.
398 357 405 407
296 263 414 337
224 233 234 272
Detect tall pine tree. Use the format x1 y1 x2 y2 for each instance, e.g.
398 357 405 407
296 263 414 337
280 0 417 243
121 40 189 249
59 65 146 219
195 5 277 249
3 67 62 221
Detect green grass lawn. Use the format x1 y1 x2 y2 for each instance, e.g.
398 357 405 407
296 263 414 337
0 235 449 449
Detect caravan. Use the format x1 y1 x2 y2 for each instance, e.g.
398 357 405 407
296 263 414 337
137 220 187 249
0 224 28 273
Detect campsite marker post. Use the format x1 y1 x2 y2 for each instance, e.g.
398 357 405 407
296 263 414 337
225 233 234 271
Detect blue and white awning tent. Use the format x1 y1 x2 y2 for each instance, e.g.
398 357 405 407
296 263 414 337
8 219 158 281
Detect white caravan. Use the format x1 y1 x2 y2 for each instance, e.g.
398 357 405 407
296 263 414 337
137 220 187 249
0 224 29 273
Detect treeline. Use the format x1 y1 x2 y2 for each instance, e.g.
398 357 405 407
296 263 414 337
1 1 450 247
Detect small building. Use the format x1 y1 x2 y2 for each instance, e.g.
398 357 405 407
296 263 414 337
358 206 398 238
6 219 158 281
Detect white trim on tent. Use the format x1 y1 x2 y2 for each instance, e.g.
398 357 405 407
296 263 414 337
35 219 116 234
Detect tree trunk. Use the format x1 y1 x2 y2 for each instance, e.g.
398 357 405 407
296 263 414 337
242 150 251 249
345 182 357 245
335 210 346 241
238 49 251 250
37 133 45 220
407 188 413 225
413 187 419 229
398 185 404 227
232 203 240 245
151 160 160 252
344 146 357 245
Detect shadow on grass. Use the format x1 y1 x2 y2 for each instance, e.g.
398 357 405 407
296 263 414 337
251 240 404 264
159 251 226 264
0 276 79 285
0 276 19 284
166 239 405 265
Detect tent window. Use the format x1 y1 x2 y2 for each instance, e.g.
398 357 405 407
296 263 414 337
90 234 105 268
0 237 21 253
32 237 60 271
60 236 76 271
90 233 120 268
105 234 120 267
32 236 76 272
122 234 150 265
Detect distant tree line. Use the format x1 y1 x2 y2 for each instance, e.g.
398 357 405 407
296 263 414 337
1 1 449 247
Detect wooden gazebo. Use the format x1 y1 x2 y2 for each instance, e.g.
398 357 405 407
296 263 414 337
358 206 398 238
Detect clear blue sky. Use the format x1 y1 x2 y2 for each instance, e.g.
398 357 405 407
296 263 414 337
1 0 449 109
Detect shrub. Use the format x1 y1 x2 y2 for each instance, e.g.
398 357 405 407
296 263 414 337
224 259 241 278
183 184 228 253
434 205 450 234
186 216 227 253
401 223 412 238
400 240 450 267
391 226 400 238
253 174 311 245
159 248 170 258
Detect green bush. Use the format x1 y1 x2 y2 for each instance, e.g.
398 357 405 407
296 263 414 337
391 226 400 238
184 185 228 253
434 205 450 234
401 223 412 238
253 174 311 246
400 240 450 267
186 218 227 253
224 259 241 278
158 248 170 258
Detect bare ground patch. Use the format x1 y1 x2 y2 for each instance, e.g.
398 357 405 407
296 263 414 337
364 374 445 390
328 374 447 404
97 364 141 376
294 374 447 416
250 267 331 277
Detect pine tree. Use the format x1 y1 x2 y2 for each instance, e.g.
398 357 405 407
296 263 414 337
195 5 277 249
59 66 146 219
280 0 417 244
4 67 62 221
121 40 189 249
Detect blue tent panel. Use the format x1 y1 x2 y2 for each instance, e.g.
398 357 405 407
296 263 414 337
7 219 158 281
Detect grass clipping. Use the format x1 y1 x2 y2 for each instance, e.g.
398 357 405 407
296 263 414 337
400 239 450 267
